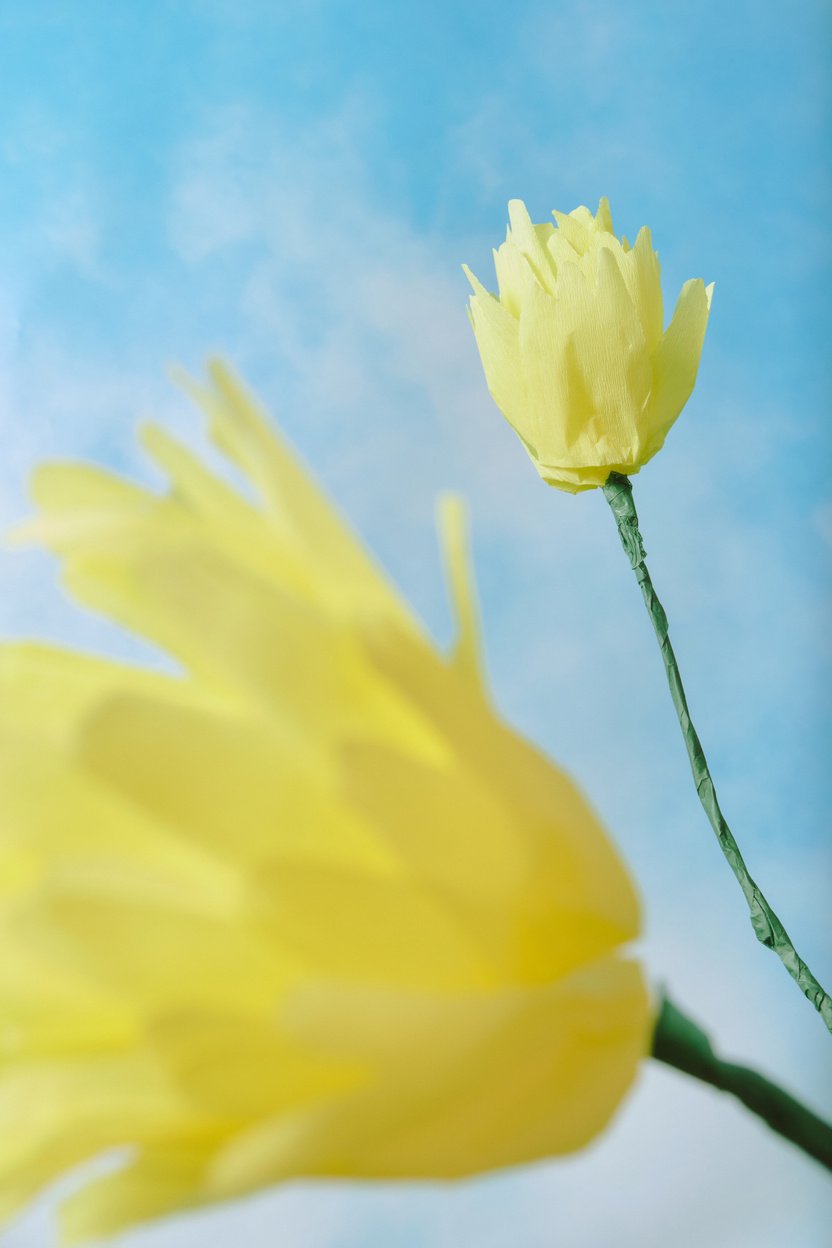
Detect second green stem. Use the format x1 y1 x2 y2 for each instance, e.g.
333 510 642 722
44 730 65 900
652 996 832 1170
602 472 832 1034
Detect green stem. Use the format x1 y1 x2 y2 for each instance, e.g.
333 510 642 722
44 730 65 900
602 472 832 1034
652 996 832 1171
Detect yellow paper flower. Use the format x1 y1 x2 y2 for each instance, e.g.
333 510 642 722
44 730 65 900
465 198 713 492
0 363 650 1242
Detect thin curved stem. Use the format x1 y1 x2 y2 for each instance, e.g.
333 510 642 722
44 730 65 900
603 472 832 1033
652 996 832 1171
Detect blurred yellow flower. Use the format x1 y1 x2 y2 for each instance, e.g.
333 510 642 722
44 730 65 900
465 198 713 492
0 363 649 1242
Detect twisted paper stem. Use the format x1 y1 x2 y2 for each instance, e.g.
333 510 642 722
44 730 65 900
603 473 832 1033
652 996 832 1170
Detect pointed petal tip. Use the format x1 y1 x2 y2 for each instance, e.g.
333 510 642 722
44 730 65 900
436 492 483 690
208 353 234 375
437 490 466 530
507 199 533 234
136 419 162 451
167 362 215 416
682 276 714 311
462 263 493 301
596 196 614 233
206 356 240 395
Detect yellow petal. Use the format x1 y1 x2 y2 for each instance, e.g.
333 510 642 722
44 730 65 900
492 239 539 317
595 196 614 233
0 361 650 1237
646 277 713 458
0 641 171 743
437 493 484 690
11 461 156 550
518 249 651 472
182 361 410 626
59 1141 217 1246
220 958 651 1182
0 1053 197 1226
138 423 316 606
253 859 497 990
507 199 558 290
351 618 642 962
464 263 527 433
623 225 664 352
551 207 595 255
76 690 394 873
515 276 572 462
147 1010 361 1119
28 867 290 1012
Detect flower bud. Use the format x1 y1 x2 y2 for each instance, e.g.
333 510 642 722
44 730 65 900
465 199 713 491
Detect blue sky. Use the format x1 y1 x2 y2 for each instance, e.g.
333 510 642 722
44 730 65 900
1 2 830 1245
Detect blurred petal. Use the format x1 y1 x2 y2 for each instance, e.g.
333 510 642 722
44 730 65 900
0 365 649 1238
60 1142 216 1246
437 493 484 690
223 958 651 1181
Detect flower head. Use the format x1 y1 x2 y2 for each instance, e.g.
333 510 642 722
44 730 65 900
465 198 713 491
0 363 650 1242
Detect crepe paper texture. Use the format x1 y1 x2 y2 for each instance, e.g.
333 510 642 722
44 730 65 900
0 363 651 1242
464 197 713 492
652 997 832 1171
603 473 832 1033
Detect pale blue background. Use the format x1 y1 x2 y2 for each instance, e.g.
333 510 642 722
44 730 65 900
0 1 830 1245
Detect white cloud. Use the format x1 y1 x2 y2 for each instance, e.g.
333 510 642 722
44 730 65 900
1 106 105 285
41 183 103 277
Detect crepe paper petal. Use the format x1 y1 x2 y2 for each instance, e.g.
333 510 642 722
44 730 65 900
0 363 650 1240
